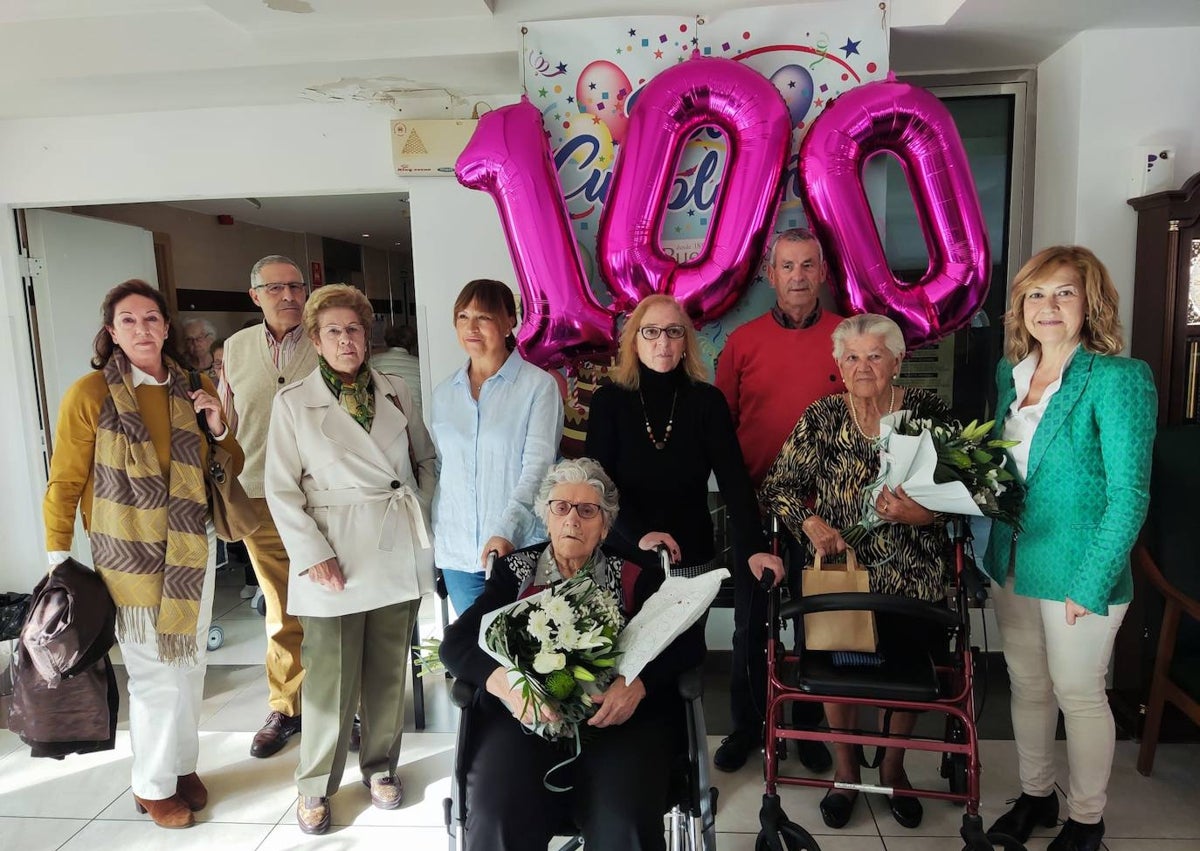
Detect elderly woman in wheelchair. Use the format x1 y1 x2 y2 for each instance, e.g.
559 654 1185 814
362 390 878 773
758 314 953 831
439 457 706 851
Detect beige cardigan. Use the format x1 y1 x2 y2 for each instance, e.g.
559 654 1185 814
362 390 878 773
265 368 437 618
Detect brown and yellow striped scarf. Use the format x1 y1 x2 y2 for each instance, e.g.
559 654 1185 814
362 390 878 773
90 351 209 664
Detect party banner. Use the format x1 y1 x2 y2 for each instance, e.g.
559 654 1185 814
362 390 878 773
522 3 888 368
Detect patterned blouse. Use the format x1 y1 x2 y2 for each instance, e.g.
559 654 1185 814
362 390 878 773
759 387 951 603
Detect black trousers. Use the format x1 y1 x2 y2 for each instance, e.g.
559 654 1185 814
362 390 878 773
464 694 677 851
729 530 824 735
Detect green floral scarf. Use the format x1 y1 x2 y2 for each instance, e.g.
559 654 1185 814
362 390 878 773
318 356 375 432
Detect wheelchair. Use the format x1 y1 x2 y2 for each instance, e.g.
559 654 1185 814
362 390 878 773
755 517 1022 851
442 546 718 850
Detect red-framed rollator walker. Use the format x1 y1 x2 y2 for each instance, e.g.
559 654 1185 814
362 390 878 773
755 516 1026 851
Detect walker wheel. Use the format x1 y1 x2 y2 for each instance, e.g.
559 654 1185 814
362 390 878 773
207 624 224 651
254 592 266 616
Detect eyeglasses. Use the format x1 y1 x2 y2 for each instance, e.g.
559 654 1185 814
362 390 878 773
547 499 603 520
319 323 366 342
638 324 686 341
254 282 307 297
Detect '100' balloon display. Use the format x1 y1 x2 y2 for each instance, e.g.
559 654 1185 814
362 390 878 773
456 55 990 368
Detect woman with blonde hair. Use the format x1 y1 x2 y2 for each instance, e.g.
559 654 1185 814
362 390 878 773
983 246 1156 851
266 284 437 834
586 293 782 585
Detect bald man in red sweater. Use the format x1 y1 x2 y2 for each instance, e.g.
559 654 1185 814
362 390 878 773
713 228 845 772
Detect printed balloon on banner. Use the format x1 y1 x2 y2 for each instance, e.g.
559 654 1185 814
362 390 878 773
456 97 616 369
799 77 990 349
598 53 792 321
769 64 815 126
576 60 633 145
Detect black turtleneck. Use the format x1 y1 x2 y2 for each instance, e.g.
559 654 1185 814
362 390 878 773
585 363 767 568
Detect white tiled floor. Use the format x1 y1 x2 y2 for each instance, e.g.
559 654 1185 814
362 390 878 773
2 573 1197 850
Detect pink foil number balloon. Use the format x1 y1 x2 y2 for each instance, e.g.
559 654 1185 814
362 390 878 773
455 97 615 369
597 54 792 320
799 78 990 349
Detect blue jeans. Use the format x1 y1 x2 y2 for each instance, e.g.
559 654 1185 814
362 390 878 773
441 568 487 618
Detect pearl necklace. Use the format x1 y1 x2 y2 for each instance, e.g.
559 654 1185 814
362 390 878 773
847 385 896 439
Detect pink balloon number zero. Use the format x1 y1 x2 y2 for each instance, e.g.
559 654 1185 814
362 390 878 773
597 54 792 320
799 78 991 349
455 96 615 369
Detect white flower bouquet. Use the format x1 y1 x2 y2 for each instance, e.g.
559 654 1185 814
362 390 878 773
842 410 1024 547
478 572 623 741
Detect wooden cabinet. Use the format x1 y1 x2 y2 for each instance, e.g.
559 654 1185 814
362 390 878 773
1128 172 1200 424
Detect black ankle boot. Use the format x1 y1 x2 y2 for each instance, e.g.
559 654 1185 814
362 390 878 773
1048 818 1104 851
987 791 1060 843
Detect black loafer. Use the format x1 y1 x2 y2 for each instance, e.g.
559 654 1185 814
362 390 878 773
888 792 924 829
713 728 759 773
1048 818 1104 851
819 789 859 829
987 791 1060 843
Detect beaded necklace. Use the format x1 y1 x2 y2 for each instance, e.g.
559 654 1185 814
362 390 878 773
639 388 677 450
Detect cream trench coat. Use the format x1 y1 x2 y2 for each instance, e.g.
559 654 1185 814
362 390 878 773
265 367 437 618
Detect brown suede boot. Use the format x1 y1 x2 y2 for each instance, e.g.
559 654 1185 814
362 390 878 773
176 773 208 811
133 793 196 828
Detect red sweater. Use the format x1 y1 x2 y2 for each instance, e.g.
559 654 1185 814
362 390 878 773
715 311 845 485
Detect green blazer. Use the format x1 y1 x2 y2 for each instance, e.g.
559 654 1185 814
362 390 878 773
982 350 1156 615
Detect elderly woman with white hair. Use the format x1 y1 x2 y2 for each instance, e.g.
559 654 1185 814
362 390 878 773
439 457 705 851
759 313 952 832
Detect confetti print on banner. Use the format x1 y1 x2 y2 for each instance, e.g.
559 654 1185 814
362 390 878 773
521 6 888 359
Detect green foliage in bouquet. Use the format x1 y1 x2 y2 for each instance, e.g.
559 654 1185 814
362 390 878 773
486 572 624 740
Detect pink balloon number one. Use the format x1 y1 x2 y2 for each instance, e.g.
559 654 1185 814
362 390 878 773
456 96 614 370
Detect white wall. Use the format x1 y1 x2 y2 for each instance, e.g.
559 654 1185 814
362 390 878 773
0 99 515 591
1033 26 1200 336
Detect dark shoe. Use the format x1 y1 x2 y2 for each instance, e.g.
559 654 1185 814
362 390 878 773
1048 818 1104 851
797 738 833 773
297 796 331 835
349 715 361 753
713 728 759 772
133 793 195 829
175 773 207 811
884 772 923 828
987 791 1060 843
250 711 302 758
819 788 859 829
888 792 924 829
363 775 403 810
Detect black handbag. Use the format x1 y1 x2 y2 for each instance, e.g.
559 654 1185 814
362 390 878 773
188 371 260 542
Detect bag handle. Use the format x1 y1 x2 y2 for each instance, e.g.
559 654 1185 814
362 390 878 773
188 370 226 483
812 547 860 573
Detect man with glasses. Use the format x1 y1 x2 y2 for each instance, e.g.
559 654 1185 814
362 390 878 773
219 255 318 758
713 228 844 773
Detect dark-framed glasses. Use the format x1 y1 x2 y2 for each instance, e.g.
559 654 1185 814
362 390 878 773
547 499 603 520
254 282 307 297
638 324 686 341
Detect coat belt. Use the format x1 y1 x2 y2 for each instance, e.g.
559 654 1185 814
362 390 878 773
304 485 431 553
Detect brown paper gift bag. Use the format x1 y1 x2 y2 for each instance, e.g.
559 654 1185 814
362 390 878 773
801 548 878 653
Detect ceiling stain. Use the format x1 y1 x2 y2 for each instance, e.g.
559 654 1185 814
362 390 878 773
263 0 314 13
302 76 465 112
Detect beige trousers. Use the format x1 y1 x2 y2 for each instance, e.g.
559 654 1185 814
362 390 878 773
242 497 304 716
992 578 1128 824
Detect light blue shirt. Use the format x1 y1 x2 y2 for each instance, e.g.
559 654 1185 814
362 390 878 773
430 350 564 574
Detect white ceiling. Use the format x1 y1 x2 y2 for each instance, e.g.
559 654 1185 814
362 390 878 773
12 0 1200 248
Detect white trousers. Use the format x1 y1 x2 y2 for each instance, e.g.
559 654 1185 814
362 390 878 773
119 525 217 800
991 578 1128 824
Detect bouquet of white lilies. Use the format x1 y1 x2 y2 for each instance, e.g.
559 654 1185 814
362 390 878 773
479 572 623 741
